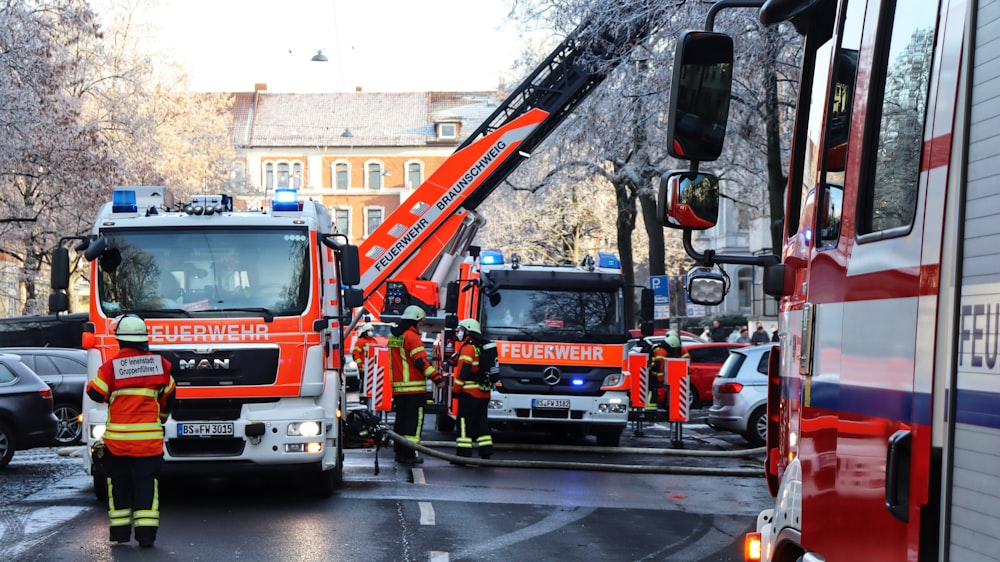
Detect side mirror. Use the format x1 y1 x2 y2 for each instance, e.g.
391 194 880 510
658 171 720 230
83 237 108 261
686 268 727 306
444 281 459 314
667 30 734 162
51 247 70 291
338 245 361 287
342 288 364 309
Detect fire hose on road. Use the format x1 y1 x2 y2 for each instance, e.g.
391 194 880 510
382 430 765 476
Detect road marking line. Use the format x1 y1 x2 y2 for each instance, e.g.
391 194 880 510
429 551 449 562
412 467 426 484
419 501 436 525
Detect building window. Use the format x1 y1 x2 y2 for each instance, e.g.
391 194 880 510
292 162 303 189
277 163 290 188
738 268 753 310
437 123 457 139
333 207 350 234
366 162 383 190
407 161 423 189
365 207 383 236
335 161 349 190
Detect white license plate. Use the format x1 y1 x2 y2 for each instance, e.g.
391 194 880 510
178 422 235 437
533 399 570 409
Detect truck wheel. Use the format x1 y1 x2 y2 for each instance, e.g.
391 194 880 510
0 421 15 468
743 406 766 447
594 426 622 447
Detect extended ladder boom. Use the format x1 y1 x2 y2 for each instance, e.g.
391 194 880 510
359 13 656 315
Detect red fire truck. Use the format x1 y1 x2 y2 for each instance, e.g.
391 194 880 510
660 1 1000 560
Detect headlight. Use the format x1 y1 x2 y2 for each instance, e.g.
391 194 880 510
602 373 625 387
287 421 322 437
598 403 628 413
90 424 106 440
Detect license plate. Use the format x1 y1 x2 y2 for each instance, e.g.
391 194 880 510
533 399 570 409
178 422 235 437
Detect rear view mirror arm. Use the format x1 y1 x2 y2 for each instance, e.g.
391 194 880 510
683 230 781 268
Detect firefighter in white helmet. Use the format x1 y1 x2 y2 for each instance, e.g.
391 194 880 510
351 323 379 394
388 305 445 465
451 318 495 461
86 314 175 548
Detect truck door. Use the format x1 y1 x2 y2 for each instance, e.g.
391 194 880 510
792 1 944 558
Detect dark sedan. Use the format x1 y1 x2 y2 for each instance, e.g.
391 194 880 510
1 347 87 445
0 352 58 468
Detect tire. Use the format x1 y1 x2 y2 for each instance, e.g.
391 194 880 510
743 407 767 447
0 421 15 468
594 426 622 447
52 403 83 445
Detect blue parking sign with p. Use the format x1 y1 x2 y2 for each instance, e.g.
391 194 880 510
651 275 670 320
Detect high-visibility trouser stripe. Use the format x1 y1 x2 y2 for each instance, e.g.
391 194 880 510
108 506 131 527
103 429 164 441
477 434 493 447
134 479 160 528
393 381 426 393
460 382 483 391
402 408 424 444
457 418 472 449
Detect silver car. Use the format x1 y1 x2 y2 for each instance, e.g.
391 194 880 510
708 344 775 446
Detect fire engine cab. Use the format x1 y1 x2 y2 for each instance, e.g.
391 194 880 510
660 1 1000 561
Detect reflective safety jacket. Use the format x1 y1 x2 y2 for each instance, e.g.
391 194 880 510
388 325 440 395
352 334 380 365
87 347 175 457
651 345 689 387
452 339 491 399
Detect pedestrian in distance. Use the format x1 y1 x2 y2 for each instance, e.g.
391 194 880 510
86 314 175 548
736 328 751 344
771 324 779 342
709 320 729 342
388 305 446 465
451 319 495 461
727 326 742 343
751 324 771 345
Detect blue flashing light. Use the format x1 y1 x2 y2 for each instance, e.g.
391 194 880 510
480 249 504 265
111 189 138 213
272 189 300 212
571 378 585 386
597 252 621 269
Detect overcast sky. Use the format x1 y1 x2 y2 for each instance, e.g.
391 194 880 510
121 0 525 93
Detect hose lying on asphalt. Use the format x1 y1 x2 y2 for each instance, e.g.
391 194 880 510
385 431 764 476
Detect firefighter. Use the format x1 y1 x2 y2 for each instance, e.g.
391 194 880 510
86 315 175 548
388 305 445 465
351 323 379 393
451 319 494 461
652 332 689 409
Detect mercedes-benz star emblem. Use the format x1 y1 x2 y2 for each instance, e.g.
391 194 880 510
542 367 561 385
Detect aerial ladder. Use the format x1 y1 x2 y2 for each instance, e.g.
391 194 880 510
358 13 658 319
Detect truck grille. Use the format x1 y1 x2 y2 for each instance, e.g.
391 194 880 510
161 348 280 387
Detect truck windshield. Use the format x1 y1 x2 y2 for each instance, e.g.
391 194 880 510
482 287 624 339
94 227 311 318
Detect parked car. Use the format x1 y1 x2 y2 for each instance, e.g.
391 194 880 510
0 352 58 468
708 343 776 446
628 338 746 408
0 347 87 445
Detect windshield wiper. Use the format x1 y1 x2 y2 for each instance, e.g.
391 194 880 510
128 308 192 318
215 307 275 322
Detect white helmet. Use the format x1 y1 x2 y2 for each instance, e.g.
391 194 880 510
401 305 426 321
458 318 481 334
665 331 681 349
359 322 373 334
115 315 149 343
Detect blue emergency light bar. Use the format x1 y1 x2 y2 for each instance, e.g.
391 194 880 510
112 189 138 214
480 249 504 265
598 252 621 269
271 189 301 212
